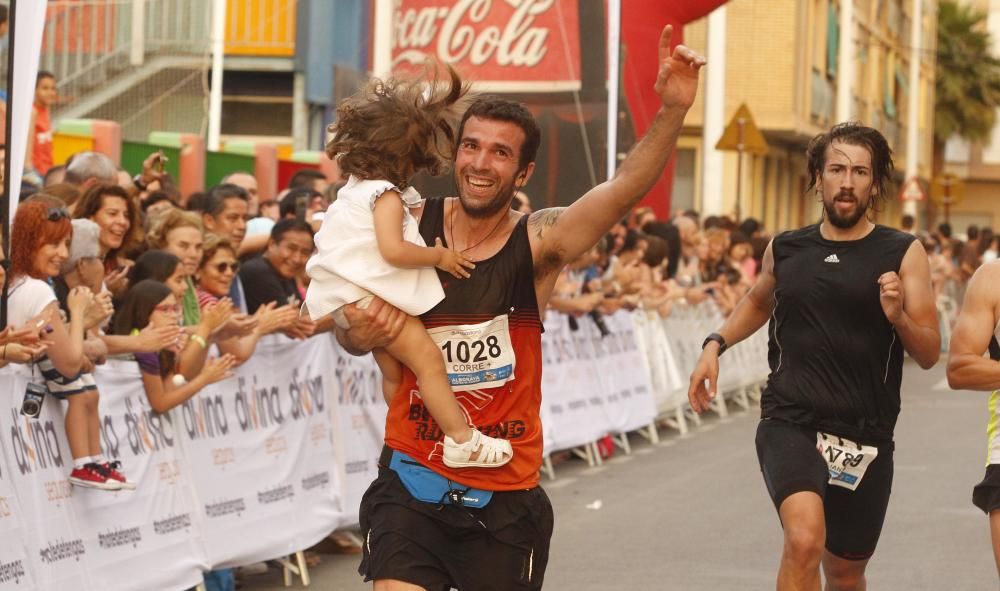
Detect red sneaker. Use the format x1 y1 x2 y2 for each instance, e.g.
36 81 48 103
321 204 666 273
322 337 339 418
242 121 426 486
68 464 121 490
98 461 136 490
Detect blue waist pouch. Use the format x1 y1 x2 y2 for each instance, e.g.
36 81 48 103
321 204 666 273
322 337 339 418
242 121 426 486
387 449 493 508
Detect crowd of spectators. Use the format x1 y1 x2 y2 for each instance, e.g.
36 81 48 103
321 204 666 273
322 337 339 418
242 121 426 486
0 149 344 488
0 148 349 589
545 202 771 325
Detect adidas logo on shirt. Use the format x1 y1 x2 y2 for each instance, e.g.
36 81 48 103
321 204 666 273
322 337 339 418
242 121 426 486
824 254 840 263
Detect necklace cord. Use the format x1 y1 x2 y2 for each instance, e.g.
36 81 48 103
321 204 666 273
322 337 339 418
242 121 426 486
447 199 509 255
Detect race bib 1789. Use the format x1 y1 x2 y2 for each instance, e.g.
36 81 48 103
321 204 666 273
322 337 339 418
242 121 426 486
427 315 516 392
816 432 878 491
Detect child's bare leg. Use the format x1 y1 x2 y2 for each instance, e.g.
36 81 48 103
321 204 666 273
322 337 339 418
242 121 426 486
382 316 472 443
87 391 102 457
65 392 98 460
372 348 402 404
382 316 512 468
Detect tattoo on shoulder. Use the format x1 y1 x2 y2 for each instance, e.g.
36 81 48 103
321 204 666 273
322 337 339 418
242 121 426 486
529 208 565 240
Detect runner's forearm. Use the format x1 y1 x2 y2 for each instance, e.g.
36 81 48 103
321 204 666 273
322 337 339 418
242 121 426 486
947 353 1000 391
715 293 772 349
892 311 940 369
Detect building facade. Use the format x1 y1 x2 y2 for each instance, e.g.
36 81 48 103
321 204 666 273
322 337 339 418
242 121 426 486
674 0 937 232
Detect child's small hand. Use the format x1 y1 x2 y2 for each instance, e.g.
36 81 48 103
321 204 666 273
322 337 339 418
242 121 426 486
433 238 475 279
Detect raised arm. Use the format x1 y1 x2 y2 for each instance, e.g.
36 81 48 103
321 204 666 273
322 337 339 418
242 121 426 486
529 25 705 266
947 261 1000 390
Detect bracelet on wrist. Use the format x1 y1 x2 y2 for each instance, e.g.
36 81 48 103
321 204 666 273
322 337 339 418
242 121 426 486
190 334 207 349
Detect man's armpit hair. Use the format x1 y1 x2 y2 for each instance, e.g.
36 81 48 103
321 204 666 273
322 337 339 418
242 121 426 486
528 207 565 240
529 208 567 279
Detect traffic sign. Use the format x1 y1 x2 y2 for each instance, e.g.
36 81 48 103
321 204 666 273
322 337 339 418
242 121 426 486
930 174 964 207
899 177 925 202
715 103 769 155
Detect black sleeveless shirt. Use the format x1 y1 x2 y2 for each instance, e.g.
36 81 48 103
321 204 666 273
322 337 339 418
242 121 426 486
417 197 539 317
762 224 916 443
382 197 546 490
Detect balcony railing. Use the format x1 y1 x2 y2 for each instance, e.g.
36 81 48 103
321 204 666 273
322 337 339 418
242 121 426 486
41 0 293 105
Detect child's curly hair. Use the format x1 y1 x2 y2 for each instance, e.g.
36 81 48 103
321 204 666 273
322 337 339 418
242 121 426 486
327 64 472 187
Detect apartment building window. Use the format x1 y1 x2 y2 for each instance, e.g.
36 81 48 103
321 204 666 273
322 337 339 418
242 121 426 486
884 52 897 119
827 1 839 78
672 148 696 214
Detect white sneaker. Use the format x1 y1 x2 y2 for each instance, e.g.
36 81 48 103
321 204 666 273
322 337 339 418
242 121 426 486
442 429 513 469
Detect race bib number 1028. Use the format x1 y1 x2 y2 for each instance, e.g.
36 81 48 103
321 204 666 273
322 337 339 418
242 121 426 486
427 315 516 392
815 432 878 491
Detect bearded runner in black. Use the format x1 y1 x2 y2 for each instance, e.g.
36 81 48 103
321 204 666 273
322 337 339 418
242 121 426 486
689 123 939 591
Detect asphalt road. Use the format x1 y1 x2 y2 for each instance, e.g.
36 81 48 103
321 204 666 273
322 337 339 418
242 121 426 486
242 359 996 590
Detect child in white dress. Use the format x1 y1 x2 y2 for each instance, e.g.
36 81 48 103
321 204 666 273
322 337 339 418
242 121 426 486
304 66 512 469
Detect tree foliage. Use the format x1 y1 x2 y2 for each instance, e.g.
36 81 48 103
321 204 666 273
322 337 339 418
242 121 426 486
935 1 1000 144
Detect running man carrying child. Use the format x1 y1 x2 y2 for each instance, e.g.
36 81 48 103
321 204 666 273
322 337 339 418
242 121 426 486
304 65 512 469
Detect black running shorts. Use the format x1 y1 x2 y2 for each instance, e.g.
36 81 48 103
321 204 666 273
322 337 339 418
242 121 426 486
973 464 1000 514
358 466 554 591
755 418 894 561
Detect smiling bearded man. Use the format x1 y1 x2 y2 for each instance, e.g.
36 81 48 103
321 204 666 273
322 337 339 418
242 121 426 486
334 25 706 591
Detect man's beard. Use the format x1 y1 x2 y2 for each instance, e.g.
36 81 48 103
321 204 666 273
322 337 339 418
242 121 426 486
455 175 517 220
823 192 868 229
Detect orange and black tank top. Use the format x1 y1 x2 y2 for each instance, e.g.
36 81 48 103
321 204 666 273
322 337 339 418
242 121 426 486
383 196 544 491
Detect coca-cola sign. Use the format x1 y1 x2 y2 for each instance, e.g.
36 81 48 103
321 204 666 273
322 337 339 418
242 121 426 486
391 0 581 92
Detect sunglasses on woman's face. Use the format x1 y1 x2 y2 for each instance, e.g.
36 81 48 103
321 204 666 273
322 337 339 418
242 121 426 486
47 207 70 221
213 261 239 274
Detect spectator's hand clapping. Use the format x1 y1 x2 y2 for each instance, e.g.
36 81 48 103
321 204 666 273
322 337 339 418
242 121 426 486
0 341 48 364
104 260 134 296
67 287 96 320
2 322 50 349
202 298 235 335
134 324 184 353
282 315 316 341
199 354 237 385
254 303 299 335
218 313 258 339
83 291 115 330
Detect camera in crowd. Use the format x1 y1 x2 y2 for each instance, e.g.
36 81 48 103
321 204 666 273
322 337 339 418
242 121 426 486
710 261 742 286
568 282 611 338
21 382 47 419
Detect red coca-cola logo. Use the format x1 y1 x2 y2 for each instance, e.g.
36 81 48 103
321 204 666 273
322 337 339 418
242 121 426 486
391 0 580 89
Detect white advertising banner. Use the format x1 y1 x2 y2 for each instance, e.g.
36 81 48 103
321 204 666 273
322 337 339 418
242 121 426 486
0 315 676 588
329 352 385 527
174 335 342 569
540 313 614 451
0 376 34 591
91 359 207 591
593 312 657 435
0 369 97 590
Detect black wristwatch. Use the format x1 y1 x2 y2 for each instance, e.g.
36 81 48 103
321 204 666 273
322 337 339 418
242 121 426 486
132 174 148 191
702 332 727 356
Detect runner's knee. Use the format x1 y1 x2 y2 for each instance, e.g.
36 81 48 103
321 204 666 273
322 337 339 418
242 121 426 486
823 557 867 591
782 525 824 568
